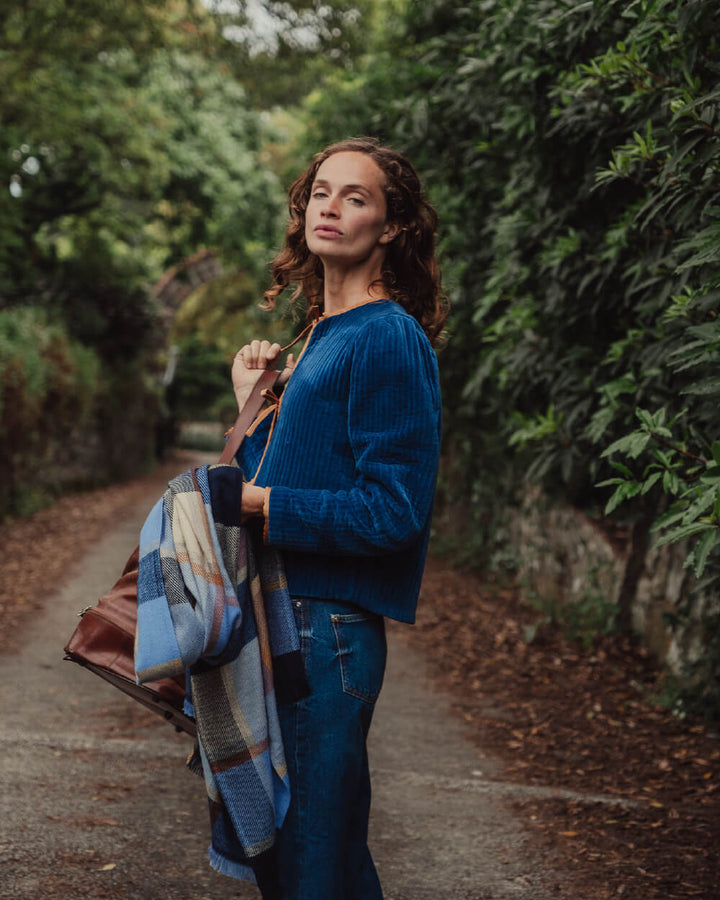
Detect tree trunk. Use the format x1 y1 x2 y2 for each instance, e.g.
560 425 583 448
615 514 654 635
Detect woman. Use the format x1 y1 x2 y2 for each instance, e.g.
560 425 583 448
232 137 448 900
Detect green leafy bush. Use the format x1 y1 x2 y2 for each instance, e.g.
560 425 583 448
0 307 159 517
302 0 720 713
0 307 101 514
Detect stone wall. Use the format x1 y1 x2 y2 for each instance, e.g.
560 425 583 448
509 485 713 673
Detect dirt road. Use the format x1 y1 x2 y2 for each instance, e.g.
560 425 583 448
0 457 557 900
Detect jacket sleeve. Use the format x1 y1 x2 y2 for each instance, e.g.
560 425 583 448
265 315 441 556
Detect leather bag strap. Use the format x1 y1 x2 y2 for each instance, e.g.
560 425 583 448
218 368 280 465
217 323 314 466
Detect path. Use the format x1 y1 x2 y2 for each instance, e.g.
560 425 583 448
0 462 558 900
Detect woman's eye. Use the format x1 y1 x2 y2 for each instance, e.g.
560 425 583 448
312 190 327 199
348 196 365 206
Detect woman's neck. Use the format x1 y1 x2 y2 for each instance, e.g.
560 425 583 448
322 266 386 317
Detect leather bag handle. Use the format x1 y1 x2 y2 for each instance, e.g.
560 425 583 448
218 368 280 465
218 323 314 466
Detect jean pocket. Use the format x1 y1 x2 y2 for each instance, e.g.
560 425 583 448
330 611 387 704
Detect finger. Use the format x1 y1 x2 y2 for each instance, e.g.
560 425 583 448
243 340 269 369
258 340 281 367
234 345 254 369
236 340 282 370
277 352 296 386
250 340 263 367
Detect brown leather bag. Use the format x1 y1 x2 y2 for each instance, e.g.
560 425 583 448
63 369 279 736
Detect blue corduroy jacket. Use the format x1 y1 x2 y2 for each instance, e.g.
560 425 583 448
237 300 441 624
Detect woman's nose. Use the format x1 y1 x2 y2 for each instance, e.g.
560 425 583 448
321 195 340 217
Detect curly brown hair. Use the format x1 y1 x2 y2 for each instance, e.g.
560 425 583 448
263 137 449 347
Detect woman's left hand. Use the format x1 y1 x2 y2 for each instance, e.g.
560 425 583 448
241 482 267 519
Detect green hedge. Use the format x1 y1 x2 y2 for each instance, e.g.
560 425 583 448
0 307 158 517
301 0 720 713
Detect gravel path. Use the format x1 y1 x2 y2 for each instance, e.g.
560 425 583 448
0 459 554 900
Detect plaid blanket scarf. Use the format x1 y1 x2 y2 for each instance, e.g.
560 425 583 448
135 464 308 882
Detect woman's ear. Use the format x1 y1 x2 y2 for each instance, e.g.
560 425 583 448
379 221 401 244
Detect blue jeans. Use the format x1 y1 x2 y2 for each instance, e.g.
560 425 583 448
274 597 387 900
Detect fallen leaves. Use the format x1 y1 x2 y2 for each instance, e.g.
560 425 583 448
397 555 720 900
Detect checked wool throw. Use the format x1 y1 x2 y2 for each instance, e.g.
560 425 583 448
135 464 308 881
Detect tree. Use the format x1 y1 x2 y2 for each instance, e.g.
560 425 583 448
0 0 291 507
0 0 287 357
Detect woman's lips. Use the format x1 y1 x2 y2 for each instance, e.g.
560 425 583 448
314 226 342 237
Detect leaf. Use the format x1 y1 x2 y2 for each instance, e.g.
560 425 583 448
602 431 650 459
681 377 720 397
597 477 629 488
609 459 635 478
656 521 713 547
99 863 117 871
628 432 651 459
686 528 718 577
653 505 688 531
652 449 673 467
682 491 717 524
604 486 627 515
641 471 662 494
635 407 656 430
662 469 681 495
605 482 643 515
676 223 720 271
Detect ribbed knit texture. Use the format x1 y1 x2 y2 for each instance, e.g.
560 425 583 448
237 300 441 624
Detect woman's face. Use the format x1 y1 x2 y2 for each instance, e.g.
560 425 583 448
305 151 398 269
